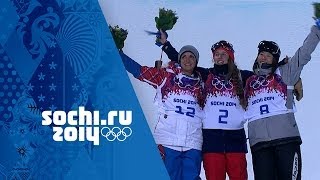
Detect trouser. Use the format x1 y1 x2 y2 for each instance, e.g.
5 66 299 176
203 152 247 180
251 142 302 180
158 145 202 180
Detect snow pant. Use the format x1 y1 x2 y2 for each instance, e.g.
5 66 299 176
158 145 202 180
251 142 302 180
203 152 247 180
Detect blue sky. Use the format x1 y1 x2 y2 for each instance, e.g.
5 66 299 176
100 1 320 179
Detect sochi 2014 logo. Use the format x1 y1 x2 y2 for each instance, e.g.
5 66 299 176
41 106 132 145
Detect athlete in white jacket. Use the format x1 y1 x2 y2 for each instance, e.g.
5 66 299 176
120 45 203 180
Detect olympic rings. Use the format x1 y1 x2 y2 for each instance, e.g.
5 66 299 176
100 126 132 141
249 76 274 89
211 77 233 90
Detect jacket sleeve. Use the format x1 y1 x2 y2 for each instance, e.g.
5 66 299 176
138 66 167 88
119 51 166 88
280 25 320 85
196 67 210 82
119 51 142 78
240 70 254 88
162 41 179 62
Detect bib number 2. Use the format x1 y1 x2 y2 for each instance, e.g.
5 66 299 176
218 109 228 124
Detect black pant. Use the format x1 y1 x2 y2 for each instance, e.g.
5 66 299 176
252 143 301 180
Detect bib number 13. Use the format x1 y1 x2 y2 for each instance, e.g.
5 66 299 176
218 109 228 124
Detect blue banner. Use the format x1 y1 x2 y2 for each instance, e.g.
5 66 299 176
0 0 168 179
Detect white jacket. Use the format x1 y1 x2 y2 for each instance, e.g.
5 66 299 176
154 113 202 151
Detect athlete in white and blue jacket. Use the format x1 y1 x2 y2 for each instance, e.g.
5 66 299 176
120 45 203 180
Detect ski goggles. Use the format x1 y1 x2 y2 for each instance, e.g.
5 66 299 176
258 40 280 55
211 40 234 53
174 73 201 89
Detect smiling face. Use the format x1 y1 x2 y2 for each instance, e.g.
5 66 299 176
257 51 274 65
180 51 197 75
213 49 229 65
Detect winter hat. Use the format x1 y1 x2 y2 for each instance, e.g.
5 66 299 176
178 45 200 64
211 40 235 61
257 40 281 62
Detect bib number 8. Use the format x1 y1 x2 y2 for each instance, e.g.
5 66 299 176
260 104 269 115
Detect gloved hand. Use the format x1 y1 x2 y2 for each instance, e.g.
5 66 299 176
313 3 320 29
145 29 169 46
278 56 289 66
155 29 168 46
316 18 320 29
294 78 303 101
159 29 168 44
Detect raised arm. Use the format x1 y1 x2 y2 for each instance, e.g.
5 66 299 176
281 25 320 84
162 41 179 63
120 51 142 78
119 51 166 88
